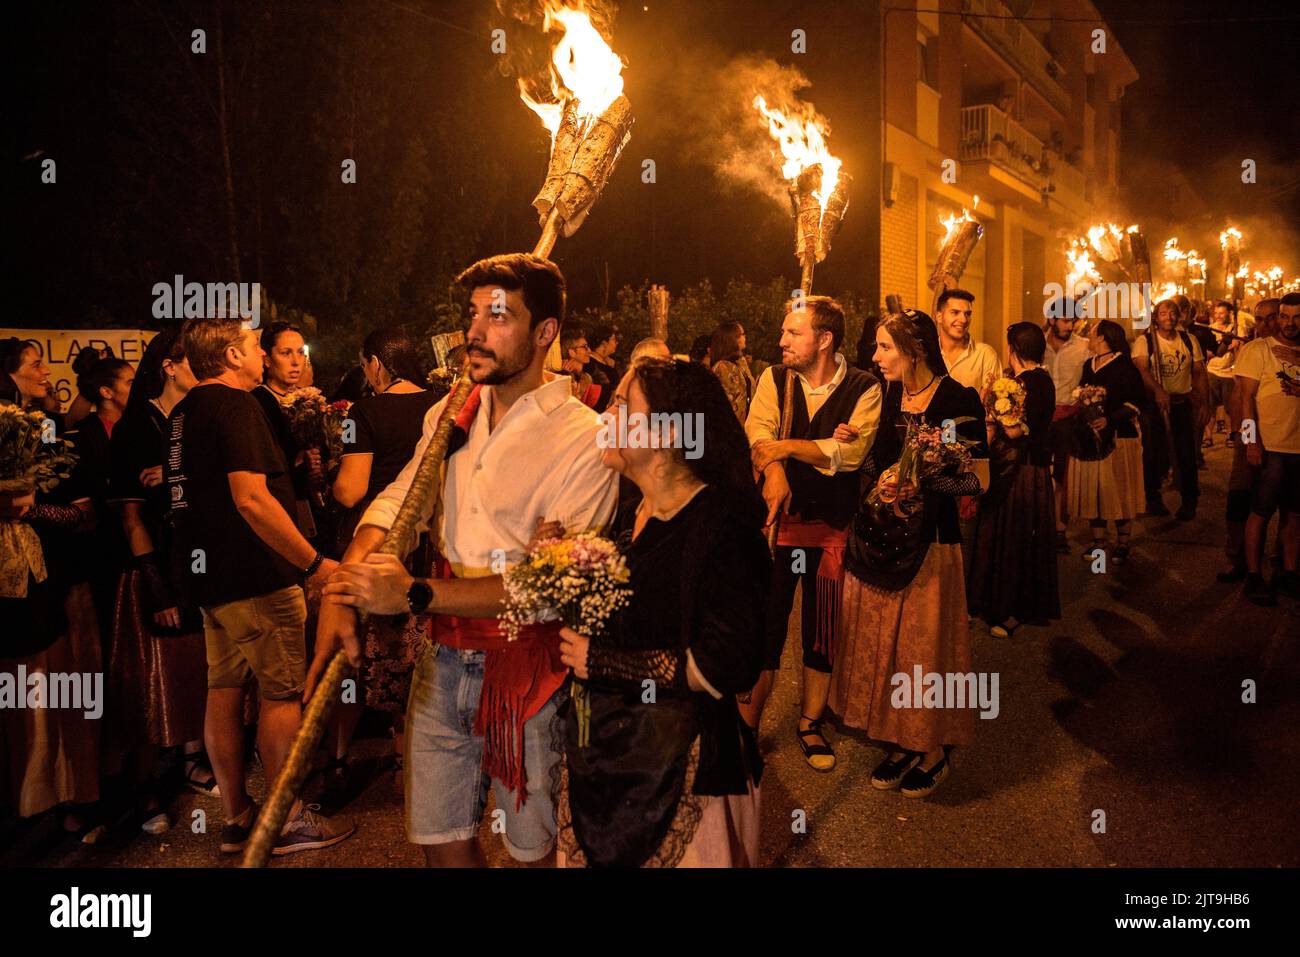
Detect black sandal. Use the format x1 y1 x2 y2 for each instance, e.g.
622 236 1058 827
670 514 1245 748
796 714 836 772
183 751 220 797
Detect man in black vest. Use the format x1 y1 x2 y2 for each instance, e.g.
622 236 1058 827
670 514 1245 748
742 296 882 771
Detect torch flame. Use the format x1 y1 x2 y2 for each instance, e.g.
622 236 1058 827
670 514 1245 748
1219 227 1242 250
1066 238 1101 291
520 3 626 143
1163 237 1186 263
939 198 979 248
753 94 842 212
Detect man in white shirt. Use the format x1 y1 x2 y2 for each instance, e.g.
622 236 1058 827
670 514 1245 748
1219 298 1278 583
741 296 881 772
315 254 618 867
1042 306 1092 550
1234 292 1300 605
1204 300 1244 444
1133 298 1208 519
936 288 1001 397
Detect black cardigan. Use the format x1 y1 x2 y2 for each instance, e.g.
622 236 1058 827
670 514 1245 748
565 484 770 867
1079 353 1147 439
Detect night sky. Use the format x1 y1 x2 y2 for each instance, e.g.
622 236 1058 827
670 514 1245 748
12 1 1300 339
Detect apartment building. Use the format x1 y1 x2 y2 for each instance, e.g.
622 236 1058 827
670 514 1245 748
876 0 1138 348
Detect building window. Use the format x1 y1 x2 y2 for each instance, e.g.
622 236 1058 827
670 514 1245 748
918 37 937 89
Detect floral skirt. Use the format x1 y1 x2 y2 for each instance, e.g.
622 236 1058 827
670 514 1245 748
362 613 424 713
1067 436 1144 521
106 570 206 750
0 583 102 817
556 738 761 868
830 543 975 753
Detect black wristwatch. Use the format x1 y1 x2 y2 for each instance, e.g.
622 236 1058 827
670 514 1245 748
407 579 433 615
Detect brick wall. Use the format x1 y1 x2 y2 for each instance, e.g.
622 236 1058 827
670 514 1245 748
881 170 919 308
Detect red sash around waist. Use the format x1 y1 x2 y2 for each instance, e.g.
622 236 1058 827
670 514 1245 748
774 518 845 662
428 559 566 808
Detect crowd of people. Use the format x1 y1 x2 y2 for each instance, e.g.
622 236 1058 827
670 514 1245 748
1 252 1296 867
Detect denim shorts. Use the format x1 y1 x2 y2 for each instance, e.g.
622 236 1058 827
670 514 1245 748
404 642 562 861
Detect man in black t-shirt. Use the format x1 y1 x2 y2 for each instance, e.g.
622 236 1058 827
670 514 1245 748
167 317 353 857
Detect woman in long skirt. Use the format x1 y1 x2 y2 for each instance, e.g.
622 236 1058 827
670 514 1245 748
830 310 988 800
556 360 769 867
106 329 213 830
968 323 1061 637
1066 320 1147 564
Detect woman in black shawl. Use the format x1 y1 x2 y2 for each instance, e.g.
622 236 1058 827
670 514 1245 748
967 322 1061 637
555 359 770 867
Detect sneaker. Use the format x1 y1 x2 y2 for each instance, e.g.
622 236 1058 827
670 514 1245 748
272 804 355 856
220 800 259 854
1146 500 1170 517
1244 573 1277 608
900 753 952 799
870 751 922 790
1275 570 1300 601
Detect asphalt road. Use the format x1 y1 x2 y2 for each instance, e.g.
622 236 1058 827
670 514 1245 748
10 440 1298 868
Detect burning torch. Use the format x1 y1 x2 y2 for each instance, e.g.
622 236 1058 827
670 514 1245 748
244 1 636 868
929 199 983 317
1220 228 1242 304
754 94 850 295
523 4 633 259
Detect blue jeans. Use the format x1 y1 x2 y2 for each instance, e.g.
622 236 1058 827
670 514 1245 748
404 642 562 861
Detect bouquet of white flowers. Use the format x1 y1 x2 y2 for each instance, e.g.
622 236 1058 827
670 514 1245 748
499 533 632 641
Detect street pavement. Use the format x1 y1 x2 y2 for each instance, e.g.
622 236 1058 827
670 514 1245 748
10 439 1297 868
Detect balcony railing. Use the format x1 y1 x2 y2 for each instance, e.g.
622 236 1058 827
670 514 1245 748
962 0 1071 115
962 105 1092 214
960 104 1046 189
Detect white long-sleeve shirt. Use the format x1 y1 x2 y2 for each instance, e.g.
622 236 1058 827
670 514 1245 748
744 353 882 475
1043 334 1092 405
359 375 618 577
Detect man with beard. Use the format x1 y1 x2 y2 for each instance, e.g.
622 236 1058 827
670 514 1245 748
741 296 881 771
313 254 618 866
1134 299 1208 519
1234 292 1300 605
1041 302 1092 552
